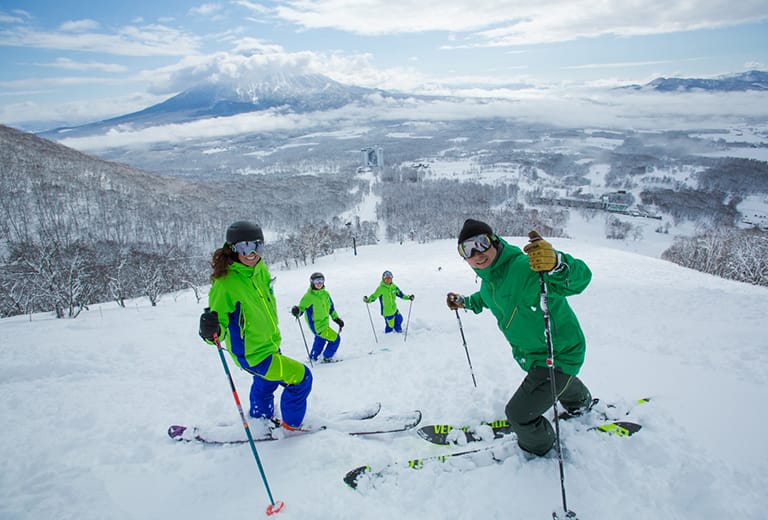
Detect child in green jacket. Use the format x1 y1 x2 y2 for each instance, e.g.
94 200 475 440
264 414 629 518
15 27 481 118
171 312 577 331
364 270 414 333
292 272 344 363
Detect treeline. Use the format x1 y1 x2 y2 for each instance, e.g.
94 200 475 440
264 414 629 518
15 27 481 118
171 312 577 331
377 171 568 242
0 125 377 318
0 219 376 318
661 228 768 287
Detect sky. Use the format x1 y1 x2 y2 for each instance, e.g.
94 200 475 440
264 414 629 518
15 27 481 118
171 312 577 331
1 0 767 130
1 236 766 519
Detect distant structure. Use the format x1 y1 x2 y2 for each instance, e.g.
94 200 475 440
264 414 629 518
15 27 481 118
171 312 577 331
360 146 383 169
600 191 633 212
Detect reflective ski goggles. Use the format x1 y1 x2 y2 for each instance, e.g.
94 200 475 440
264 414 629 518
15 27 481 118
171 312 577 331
457 234 493 259
311 276 325 285
231 240 265 256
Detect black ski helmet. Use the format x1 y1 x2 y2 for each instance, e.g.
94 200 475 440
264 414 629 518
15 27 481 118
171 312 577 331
382 270 393 279
226 221 264 245
310 272 324 283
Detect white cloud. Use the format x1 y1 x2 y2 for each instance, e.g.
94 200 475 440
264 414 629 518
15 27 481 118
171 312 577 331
55 89 768 151
0 22 201 56
59 19 101 32
271 0 768 45
40 57 128 73
233 0 272 15
189 3 224 16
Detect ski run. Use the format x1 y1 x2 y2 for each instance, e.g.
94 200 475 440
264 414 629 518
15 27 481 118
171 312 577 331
1 240 766 519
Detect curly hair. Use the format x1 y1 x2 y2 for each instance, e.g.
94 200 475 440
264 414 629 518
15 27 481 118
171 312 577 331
210 246 237 282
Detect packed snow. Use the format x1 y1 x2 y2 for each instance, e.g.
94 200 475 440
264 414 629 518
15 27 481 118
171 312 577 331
1 237 767 520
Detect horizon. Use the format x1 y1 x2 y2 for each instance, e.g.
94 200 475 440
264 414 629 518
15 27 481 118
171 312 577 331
1 1 767 131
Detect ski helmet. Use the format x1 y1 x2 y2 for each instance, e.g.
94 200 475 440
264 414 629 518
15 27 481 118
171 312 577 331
226 221 264 245
382 270 393 280
310 272 325 284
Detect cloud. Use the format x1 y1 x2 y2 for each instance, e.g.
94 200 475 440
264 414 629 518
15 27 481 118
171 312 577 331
0 9 31 24
55 88 768 151
0 91 166 130
270 0 768 45
59 19 101 32
39 57 128 73
189 3 224 16
0 21 201 56
233 0 272 15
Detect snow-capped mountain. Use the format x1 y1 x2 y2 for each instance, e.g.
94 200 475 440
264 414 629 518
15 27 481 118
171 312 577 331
39 73 412 140
626 69 768 92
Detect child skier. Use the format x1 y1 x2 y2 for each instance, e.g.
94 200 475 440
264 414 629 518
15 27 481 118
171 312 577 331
363 270 414 333
292 272 344 363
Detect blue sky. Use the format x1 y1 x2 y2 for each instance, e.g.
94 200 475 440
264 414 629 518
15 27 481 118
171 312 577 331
1 0 766 130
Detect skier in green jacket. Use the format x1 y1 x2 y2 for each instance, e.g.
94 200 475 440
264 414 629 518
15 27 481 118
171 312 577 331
198 221 312 431
291 272 344 363
446 218 593 457
363 270 414 333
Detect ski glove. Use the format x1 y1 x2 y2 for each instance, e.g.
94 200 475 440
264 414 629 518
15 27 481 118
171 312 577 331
333 317 344 328
523 231 560 272
199 308 220 343
291 305 300 318
446 292 464 310
363 296 370 303
408 294 415 301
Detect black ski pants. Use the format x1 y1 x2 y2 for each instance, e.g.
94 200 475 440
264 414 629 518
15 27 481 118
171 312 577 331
505 366 591 456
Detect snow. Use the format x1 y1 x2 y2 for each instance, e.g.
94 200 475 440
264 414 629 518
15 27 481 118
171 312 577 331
1 238 767 520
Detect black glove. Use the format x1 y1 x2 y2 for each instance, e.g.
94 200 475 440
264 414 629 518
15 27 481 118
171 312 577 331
291 305 300 318
446 292 464 310
199 307 220 343
408 294 415 301
333 317 344 328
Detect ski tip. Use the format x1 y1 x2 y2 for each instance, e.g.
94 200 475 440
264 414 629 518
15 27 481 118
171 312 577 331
590 421 642 437
167 425 187 440
266 500 285 516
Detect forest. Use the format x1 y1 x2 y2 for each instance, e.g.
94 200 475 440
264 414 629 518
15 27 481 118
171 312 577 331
1 123 767 318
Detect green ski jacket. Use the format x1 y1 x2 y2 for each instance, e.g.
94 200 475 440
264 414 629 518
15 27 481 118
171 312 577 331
208 259 281 368
367 281 408 317
298 286 338 335
463 238 592 375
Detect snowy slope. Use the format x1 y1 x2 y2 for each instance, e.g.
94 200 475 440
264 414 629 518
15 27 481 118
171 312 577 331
1 238 766 520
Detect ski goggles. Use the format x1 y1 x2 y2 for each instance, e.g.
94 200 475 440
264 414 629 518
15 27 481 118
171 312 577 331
231 240 265 256
311 276 325 285
458 234 493 259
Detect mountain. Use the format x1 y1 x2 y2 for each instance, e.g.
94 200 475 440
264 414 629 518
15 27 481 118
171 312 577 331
626 69 768 92
38 73 411 140
1 239 766 519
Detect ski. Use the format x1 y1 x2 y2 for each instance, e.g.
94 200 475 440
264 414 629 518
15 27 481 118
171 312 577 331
168 401 382 445
416 397 650 446
344 441 518 489
169 407 421 445
416 419 514 445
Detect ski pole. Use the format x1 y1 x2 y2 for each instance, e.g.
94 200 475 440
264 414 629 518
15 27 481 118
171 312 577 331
403 299 413 342
453 309 477 388
364 300 378 343
530 232 576 520
212 333 285 516
295 315 313 367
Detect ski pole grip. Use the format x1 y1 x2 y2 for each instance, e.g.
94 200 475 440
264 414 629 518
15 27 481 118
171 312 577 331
528 230 542 242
